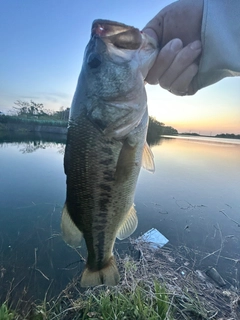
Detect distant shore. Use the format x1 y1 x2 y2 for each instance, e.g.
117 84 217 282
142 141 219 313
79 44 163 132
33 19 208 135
0 115 239 140
0 122 67 135
179 132 240 139
0 116 68 135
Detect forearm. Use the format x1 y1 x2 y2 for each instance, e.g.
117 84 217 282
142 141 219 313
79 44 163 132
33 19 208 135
196 0 240 90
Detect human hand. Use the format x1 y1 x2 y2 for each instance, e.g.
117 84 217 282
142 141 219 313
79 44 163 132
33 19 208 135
143 0 203 95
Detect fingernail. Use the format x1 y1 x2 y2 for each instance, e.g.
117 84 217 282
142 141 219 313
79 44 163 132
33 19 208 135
190 40 201 50
170 39 183 51
142 28 158 43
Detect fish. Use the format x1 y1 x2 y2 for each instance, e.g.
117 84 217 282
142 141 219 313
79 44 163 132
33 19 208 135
61 19 158 287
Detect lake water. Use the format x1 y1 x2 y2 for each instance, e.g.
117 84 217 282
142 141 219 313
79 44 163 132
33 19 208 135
0 132 240 304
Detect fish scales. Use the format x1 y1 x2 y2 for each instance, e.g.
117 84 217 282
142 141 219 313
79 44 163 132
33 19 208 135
66 113 142 263
61 19 158 287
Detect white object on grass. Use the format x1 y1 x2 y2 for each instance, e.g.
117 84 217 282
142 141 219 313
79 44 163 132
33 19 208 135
138 228 169 248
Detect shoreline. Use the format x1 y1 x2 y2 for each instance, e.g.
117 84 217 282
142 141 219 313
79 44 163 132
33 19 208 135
1 124 240 142
0 116 239 140
1 241 239 319
0 122 68 135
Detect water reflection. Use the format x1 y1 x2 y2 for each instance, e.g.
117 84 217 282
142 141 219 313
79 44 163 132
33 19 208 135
0 133 240 306
0 132 66 155
147 134 163 147
0 131 67 143
136 136 240 289
0 134 73 305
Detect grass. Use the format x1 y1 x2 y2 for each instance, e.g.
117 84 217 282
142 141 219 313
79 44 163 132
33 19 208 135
17 279 173 320
78 281 172 320
0 303 15 320
0 115 68 127
0 254 173 320
1 241 239 319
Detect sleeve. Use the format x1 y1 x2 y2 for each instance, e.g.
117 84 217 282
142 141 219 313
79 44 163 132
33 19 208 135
196 0 240 90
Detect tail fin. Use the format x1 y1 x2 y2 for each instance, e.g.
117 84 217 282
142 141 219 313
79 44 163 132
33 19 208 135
80 256 120 287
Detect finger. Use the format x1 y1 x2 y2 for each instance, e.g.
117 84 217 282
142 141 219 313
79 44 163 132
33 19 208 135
159 40 201 89
142 28 158 44
167 63 198 96
145 38 183 84
143 13 164 45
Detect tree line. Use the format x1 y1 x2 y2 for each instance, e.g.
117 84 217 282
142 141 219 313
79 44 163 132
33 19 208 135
147 116 178 144
1 100 178 141
10 100 70 121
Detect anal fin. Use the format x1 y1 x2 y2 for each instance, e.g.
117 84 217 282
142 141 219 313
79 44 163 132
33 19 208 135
116 205 138 240
142 142 155 172
61 203 83 248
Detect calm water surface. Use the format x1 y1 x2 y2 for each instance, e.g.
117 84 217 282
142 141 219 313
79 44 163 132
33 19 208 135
0 133 239 303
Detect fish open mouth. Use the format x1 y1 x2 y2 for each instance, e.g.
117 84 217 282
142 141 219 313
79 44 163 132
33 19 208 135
91 19 142 50
91 19 133 37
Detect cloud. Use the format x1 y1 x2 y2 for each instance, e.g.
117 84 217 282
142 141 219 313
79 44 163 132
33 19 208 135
40 91 71 99
19 95 41 100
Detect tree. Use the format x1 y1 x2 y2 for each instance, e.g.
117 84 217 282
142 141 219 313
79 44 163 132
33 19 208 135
13 100 47 118
55 107 70 121
147 116 178 145
147 117 164 145
161 125 178 135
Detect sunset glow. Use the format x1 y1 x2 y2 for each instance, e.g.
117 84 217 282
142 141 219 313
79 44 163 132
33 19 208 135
0 0 239 135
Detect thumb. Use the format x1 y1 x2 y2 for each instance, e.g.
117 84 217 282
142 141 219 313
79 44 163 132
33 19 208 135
142 14 163 45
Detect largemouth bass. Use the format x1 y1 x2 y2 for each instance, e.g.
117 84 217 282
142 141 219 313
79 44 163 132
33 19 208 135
61 19 158 287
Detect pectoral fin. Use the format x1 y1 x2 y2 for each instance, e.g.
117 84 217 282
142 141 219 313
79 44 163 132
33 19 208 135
114 139 137 183
61 203 83 248
116 205 138 240
142 142 155 172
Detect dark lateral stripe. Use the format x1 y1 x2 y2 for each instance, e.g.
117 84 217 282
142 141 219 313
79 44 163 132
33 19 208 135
99 158 113 165
101 147 113 155
104 176 114 182
97 231 105 269
100 192 111 198
100 274 104 284
94 224 105 231
103 170 112 175
105 140 114 145
98 218 107 224
103 170 115 182
99 184 111 192
98 211 108 218
99 198 109 211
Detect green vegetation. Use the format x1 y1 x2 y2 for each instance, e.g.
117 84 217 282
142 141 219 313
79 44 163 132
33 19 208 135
82 281 171 320
0 280 173 320
0 100 69 133
0 303 15 320
215 133 240 139
147 117 178 145
64 281 172 320
11 100 70 121
1 100 239 140
1 102 179 140
179 132 240 139
1 242 237 319
180 132 200 136
0 100 69 130
0 115 67 127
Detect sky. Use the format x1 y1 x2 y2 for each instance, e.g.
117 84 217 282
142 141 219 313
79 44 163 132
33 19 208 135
0 0 239 135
